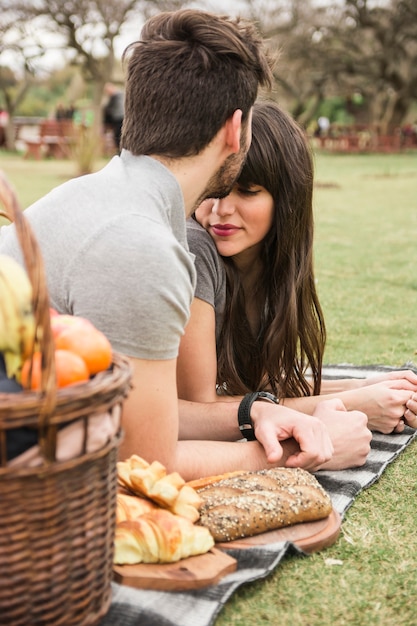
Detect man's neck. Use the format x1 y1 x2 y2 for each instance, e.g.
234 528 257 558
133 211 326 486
149 153 217 218
148 124 233 218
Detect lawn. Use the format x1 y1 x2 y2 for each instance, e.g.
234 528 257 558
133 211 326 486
1 148 415 367
312 151 417 368
1 148 417 625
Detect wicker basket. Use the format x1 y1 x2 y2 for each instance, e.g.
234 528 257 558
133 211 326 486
0 171 132 625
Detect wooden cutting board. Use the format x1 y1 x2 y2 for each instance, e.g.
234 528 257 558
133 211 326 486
113 547 237 591
216 508 342 554
113 509 341 591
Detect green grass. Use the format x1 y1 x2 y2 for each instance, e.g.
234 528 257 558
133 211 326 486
313 151 417 368
217 440 417 626
0 150 108 211
1 148 417 625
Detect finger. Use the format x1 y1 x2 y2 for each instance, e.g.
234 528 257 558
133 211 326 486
406 393 417 410
401 371 417 384
285 429 334 470
388 370 417 384
285 446 332 471
394 419 405 433
254 423 287 464
404 408 417 429
284 451 319 470
394 390 417 405
386 379 417 392
262 438 285 464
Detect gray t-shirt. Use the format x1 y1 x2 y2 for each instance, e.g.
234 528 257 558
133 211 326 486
0 151 196 360
186 219 226 342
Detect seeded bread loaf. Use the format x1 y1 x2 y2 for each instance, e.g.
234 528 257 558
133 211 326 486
196 467 332 542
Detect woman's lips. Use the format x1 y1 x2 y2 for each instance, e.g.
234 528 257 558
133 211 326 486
210 224 240 237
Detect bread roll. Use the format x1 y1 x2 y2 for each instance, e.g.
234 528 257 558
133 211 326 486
196 467 332 542
117 455 202 522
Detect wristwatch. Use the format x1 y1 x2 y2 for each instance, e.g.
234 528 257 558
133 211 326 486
238 391 279 441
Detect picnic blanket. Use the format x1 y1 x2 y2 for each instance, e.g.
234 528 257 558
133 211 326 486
101 363 417 626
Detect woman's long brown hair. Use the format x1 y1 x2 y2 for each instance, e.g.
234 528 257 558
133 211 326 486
216 101 326 398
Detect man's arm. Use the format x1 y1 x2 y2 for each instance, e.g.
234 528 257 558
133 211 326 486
119 356 336 481
177 298 415 435
175 297 372 470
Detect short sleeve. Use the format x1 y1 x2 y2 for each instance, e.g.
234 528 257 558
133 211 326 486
66 215 195 360
186 219 226 341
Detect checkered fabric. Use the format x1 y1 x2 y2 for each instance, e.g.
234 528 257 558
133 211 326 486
101 364 417 626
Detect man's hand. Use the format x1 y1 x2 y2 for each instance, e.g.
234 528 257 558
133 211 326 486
251 397 372 472
250 401 334 471
313 398 371 470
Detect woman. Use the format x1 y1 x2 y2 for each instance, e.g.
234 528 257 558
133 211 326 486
178 101 417 434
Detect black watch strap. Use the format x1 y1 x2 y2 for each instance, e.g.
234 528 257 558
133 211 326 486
238 391 279 441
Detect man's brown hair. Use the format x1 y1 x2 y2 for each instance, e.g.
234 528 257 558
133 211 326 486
121 9 274 157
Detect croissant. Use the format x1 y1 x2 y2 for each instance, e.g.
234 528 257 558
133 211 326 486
116 492 158 524
117 455 202 522
114 508 214 564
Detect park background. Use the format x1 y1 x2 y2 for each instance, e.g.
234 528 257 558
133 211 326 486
0 0 416 165
1 1 417 624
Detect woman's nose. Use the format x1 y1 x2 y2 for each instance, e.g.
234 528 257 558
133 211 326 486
212 197 235 216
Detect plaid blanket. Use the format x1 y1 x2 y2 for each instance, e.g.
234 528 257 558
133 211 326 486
101 364 417 626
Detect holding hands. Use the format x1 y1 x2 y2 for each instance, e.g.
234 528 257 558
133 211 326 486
312 399 371 470
249 369 416 475
346 369 417 432
250 399 334 470
250 398 371 472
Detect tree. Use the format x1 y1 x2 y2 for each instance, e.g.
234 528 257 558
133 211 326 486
0 6 50 149
231 0 334 127
339 0 417 133
8 1 192 114
2 0 415 150
235 0 417 131
0 0 192 166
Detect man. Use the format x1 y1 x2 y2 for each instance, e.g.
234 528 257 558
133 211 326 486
0 9 370 479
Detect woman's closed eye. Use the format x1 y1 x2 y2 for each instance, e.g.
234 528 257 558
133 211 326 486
236 185 261 197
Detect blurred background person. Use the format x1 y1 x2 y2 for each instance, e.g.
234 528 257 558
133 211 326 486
103 82 125 152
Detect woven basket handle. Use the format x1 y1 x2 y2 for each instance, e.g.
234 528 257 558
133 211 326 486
0 169 57 459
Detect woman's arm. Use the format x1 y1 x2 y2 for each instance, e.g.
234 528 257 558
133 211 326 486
176 296 371 469
176 298 416 439
120 354 337 479
283 377 417 433
177 297 219 402
317 369 417 395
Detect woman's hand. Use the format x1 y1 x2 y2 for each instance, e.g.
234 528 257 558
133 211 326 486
313 399 372 470
344 378 417 433
358 369 417 388
405 392 417 428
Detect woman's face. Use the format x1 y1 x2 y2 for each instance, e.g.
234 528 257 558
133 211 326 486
195 183 274 264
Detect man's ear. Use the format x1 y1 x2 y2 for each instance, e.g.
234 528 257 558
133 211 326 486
224 109 243 154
